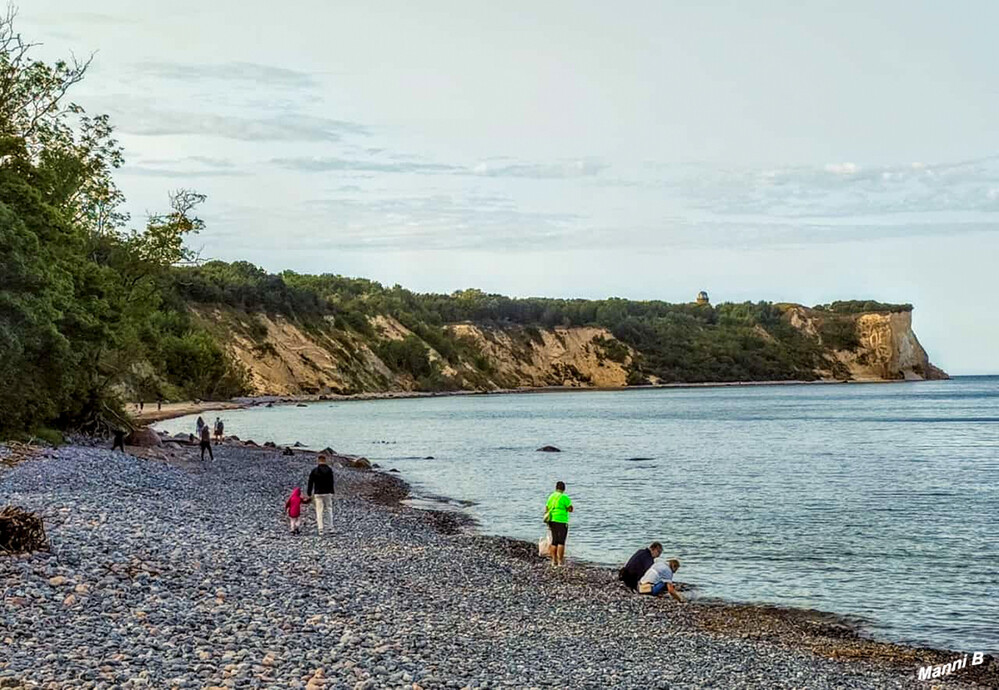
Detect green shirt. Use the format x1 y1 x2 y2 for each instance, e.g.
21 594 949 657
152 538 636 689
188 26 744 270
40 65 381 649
546 491 572 524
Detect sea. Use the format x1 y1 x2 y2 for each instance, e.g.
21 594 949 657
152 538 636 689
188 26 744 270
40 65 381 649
155 376 999 654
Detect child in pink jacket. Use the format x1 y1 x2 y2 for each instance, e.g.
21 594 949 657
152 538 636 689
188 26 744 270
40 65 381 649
285 487 306 534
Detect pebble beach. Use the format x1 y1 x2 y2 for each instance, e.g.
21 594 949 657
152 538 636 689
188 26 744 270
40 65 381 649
1 441 994 689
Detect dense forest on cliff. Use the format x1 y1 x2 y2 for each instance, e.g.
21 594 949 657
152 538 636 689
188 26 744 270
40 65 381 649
0 17 920 437
165 260 891 390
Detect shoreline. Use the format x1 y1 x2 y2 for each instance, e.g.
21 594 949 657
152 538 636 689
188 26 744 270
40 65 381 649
101 433 999 676
135 375 936 425
367 466 995 676
2 438 996 687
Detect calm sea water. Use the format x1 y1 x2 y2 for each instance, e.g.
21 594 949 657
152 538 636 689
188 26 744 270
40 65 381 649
156 377 999 653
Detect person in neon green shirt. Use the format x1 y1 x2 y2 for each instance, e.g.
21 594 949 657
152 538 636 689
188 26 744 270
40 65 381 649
544 480 574 566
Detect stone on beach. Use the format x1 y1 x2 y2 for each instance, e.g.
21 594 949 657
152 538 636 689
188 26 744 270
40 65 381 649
1 443 988 689
125 427 162 447
536 445 561 452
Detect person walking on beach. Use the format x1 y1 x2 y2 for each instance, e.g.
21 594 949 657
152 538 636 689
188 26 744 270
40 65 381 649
196 416 205 439
619 541 662 591
544 480 573 566
307 454 336 535
285 487 307 534
214 417 224 443
639 557 683 602
112 429 126 452
199 423 214 461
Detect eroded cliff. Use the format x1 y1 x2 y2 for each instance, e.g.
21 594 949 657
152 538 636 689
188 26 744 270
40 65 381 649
783 306 947 381
191 303 944 397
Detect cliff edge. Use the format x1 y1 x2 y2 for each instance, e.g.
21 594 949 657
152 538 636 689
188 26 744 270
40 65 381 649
783 306 947 382
190 301 945 397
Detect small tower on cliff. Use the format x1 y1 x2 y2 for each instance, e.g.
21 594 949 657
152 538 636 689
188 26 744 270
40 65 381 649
696 290 710 305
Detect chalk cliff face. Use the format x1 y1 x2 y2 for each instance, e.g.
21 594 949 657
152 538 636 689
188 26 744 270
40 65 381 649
446 323 632 388
784 307 947 381
194 309 632 395
194 304 943 396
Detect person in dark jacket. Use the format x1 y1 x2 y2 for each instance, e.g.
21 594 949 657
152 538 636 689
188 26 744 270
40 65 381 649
112 429 126 452
307 454 336 535
619 541 662 591
199 424 213 461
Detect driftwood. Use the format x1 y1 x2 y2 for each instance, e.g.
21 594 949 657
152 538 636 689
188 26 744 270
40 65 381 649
0 506 48 554
0 442 38 468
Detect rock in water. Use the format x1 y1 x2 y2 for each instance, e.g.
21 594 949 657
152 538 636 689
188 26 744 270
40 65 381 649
126 427 162 447
537 445 561 453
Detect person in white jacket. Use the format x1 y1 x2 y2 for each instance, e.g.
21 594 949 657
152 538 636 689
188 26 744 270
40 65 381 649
639 558 683 602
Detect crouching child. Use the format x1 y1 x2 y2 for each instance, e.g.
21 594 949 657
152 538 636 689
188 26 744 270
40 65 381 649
638 558 684 602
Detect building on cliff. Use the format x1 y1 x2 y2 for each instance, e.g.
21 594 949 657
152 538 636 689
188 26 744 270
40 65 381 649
696 291 710 305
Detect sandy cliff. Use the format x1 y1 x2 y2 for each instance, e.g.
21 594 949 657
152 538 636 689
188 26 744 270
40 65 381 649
194 309 632 395
194 304 944 396
447 323 632 388
784 307 947 381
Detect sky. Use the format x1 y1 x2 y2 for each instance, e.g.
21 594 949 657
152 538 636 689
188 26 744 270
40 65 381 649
22 1 999 374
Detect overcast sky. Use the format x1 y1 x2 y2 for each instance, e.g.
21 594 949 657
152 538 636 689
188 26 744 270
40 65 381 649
23 1 999 374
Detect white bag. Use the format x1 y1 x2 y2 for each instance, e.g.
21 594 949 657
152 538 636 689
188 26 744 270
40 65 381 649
538 530 552 557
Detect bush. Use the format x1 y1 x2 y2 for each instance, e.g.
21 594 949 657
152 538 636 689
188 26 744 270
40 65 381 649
376 336 433 379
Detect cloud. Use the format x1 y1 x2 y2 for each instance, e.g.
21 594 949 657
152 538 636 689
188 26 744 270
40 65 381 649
46 12 139 25
271 156 461 175
119 166 249 179
119 156 248 178
132 61 318 89
471 158 610 179
272 155 609 179
265 194 584 250
113 108 368 141
824 162 859 175
646 156 999 219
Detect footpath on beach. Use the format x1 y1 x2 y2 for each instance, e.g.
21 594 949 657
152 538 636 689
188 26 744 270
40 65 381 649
0 441 994 689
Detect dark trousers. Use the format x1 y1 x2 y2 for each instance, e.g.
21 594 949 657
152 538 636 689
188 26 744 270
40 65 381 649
200 440 213 460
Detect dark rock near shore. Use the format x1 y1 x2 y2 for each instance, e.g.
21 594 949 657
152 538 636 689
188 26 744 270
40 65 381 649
537 445 561 452
125 428 161 447
350 457 372 470
263 441 276 448
282 447 294 456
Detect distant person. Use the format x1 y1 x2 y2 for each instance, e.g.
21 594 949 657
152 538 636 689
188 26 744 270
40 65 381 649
199 423 213 461
112 429 126 452
214 417 224 443
196 416 205 439
285 487 307 534
639 557 683 602
157 397 162 411
619 541 663 591
307 455 336 535
139 400 144 412
544 480 573 566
